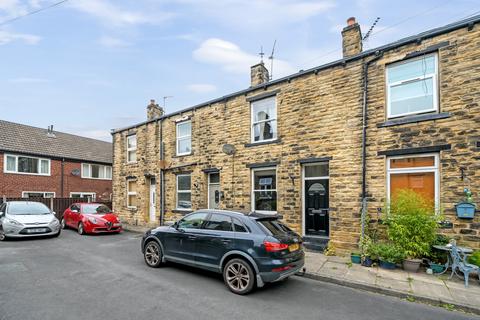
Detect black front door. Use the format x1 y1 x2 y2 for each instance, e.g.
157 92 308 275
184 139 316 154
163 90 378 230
305 179 329 237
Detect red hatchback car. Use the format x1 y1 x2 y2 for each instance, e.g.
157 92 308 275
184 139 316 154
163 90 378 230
62 203 122 235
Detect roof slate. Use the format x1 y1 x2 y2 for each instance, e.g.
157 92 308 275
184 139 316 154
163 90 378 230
0 120 112 164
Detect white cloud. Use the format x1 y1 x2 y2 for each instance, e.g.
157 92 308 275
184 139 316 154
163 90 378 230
98 36 131 48
69 0 172 27
193 38 296 78
0 0 27 17
0 30 41 45
8 77 49 83
80 129 112 142
186 83 217 94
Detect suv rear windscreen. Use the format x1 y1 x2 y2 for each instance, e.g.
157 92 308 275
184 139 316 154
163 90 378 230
257 219 292 236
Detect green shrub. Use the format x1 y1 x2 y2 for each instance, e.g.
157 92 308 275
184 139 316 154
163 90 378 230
468 251 480 267
387 189 440 259
369 242 405 264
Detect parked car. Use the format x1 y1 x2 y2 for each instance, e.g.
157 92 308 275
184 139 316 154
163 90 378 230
0 201 61 240
62 203 122 235
141 210 304 295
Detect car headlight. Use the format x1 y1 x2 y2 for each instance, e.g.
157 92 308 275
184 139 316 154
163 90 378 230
88 217 98 224
5 218 23 226
50 219 60 226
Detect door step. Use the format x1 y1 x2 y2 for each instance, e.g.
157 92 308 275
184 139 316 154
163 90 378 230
303 236 329 252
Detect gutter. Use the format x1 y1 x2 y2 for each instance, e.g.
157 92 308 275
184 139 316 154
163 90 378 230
360 51 383 241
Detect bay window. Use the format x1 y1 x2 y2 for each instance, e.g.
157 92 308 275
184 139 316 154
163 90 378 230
386 54 438 118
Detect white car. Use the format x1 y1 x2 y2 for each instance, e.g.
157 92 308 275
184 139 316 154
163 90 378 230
0 201 61 240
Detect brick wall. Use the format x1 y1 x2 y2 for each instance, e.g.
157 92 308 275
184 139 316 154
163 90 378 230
112 22 480 252
0 153 112 201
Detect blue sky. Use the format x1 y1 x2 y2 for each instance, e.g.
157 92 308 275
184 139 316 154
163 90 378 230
1 0 479 142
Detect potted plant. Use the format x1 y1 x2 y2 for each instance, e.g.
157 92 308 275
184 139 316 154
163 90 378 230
455 188 476 219
360 235 374 267
371 242 404 270
427 234 449 274
468 251 480 267
387 189 440 273
350 252 361 264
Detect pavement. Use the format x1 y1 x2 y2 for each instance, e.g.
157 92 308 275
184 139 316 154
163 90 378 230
0 229 478 320
304 252 480 315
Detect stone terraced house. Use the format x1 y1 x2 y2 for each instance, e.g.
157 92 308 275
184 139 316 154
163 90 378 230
112 15 480 253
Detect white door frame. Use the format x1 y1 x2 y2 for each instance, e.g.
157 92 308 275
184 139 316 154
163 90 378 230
301 162 330 238
207 172 220 209
149 177 156 222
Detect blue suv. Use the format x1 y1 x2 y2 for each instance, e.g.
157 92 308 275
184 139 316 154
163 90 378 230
141 210 305 294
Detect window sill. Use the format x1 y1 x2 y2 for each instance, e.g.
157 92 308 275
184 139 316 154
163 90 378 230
172 209 193 214
377 112 450 128
245 138 281 148
4 171 51 176
172 153 193 158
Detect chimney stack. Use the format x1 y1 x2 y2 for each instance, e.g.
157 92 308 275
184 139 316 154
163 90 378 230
341 17 362 57
147 99 164 121
250 62 269 87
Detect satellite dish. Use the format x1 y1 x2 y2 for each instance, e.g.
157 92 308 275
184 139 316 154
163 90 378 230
222 144 236 155
71 169 81 176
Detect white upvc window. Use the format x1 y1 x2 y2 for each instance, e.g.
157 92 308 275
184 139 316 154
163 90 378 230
127 179 137 209
251 167 277 214
81 163 112 180
126 135 137 163
176 174 192 210
70 192 96 200
251 96 277 143
4 154 50 176
176 121 192 156
22 191 55 198
386 153 439 210
386 53 438 118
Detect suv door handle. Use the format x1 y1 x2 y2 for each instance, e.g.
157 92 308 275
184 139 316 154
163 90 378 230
188 235 197 240
220 239 231 244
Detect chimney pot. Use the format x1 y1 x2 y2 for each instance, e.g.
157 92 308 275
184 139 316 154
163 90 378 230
347 17 356 26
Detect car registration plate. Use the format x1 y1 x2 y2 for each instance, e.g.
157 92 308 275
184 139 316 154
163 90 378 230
27 228 47 233
289 243 300 252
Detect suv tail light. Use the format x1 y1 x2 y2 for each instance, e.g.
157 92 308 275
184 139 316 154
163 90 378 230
263 240 289 252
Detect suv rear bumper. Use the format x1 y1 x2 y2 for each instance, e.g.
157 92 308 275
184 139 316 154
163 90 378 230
258 256 305 283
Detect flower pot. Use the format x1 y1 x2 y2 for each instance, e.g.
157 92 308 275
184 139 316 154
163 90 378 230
362 257 373 267
403 258 422 273
455 202 476 219
429 262 446 274
379 260 396 270
351 253 361 264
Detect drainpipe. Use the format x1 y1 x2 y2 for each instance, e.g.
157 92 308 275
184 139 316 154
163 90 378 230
159 118 165 226
61 158 65 198
360 51 383 241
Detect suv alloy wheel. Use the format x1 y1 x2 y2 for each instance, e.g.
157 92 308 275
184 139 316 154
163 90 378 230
144 241 163 268
223 258 255 295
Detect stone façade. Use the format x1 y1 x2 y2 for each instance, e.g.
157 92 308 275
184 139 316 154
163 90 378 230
112 17 480 253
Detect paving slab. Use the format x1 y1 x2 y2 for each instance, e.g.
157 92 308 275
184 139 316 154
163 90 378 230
303 251 480 315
